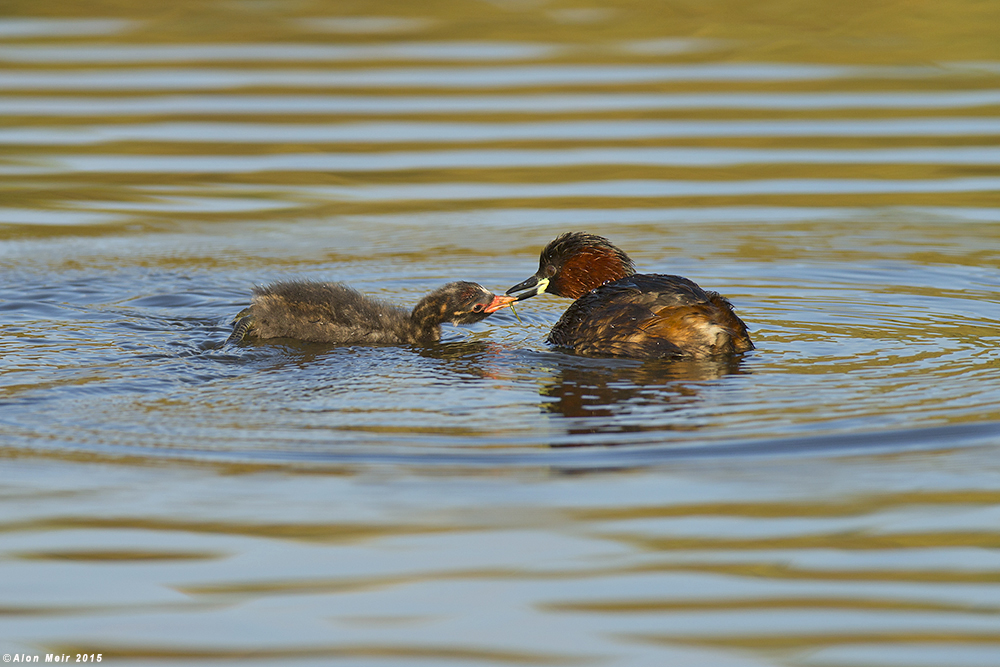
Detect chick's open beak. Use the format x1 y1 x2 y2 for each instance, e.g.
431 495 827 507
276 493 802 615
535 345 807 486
483 294 517 314
505 275 548 302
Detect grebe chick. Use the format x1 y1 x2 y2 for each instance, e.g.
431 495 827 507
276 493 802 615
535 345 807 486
506 232 753 360
227 280 514 346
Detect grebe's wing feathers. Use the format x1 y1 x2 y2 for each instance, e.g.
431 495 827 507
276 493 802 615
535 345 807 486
547 274 751 359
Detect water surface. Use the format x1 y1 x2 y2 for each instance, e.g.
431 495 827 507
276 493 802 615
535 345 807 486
2 0 1000 665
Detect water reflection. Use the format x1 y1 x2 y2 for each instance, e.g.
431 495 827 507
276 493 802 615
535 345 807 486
539 353 747 441
228 335 509 382
0 42 559 63
8 118 1000 145
0 62 966 91
296 16 436 35
0 18 133 38
5 90 1000 116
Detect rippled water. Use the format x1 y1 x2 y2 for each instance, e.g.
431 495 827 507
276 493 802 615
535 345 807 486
3 1 1000 664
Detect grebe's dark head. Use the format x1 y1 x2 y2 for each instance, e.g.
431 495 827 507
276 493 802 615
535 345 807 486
506 232 636 301
411 281 515 331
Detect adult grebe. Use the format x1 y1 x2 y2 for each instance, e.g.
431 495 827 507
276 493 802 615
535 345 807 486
506 232 753 359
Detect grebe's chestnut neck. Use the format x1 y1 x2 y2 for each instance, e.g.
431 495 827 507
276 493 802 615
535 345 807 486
507 232 635 301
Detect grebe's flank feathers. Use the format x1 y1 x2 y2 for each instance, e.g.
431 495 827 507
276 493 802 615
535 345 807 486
547 275 753 359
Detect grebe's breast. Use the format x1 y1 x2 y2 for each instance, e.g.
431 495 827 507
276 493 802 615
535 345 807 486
547 274 753 360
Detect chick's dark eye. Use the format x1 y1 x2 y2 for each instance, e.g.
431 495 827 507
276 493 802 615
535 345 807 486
472 304 485 313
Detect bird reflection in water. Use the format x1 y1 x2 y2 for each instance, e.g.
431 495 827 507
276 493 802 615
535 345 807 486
538 353 747 445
